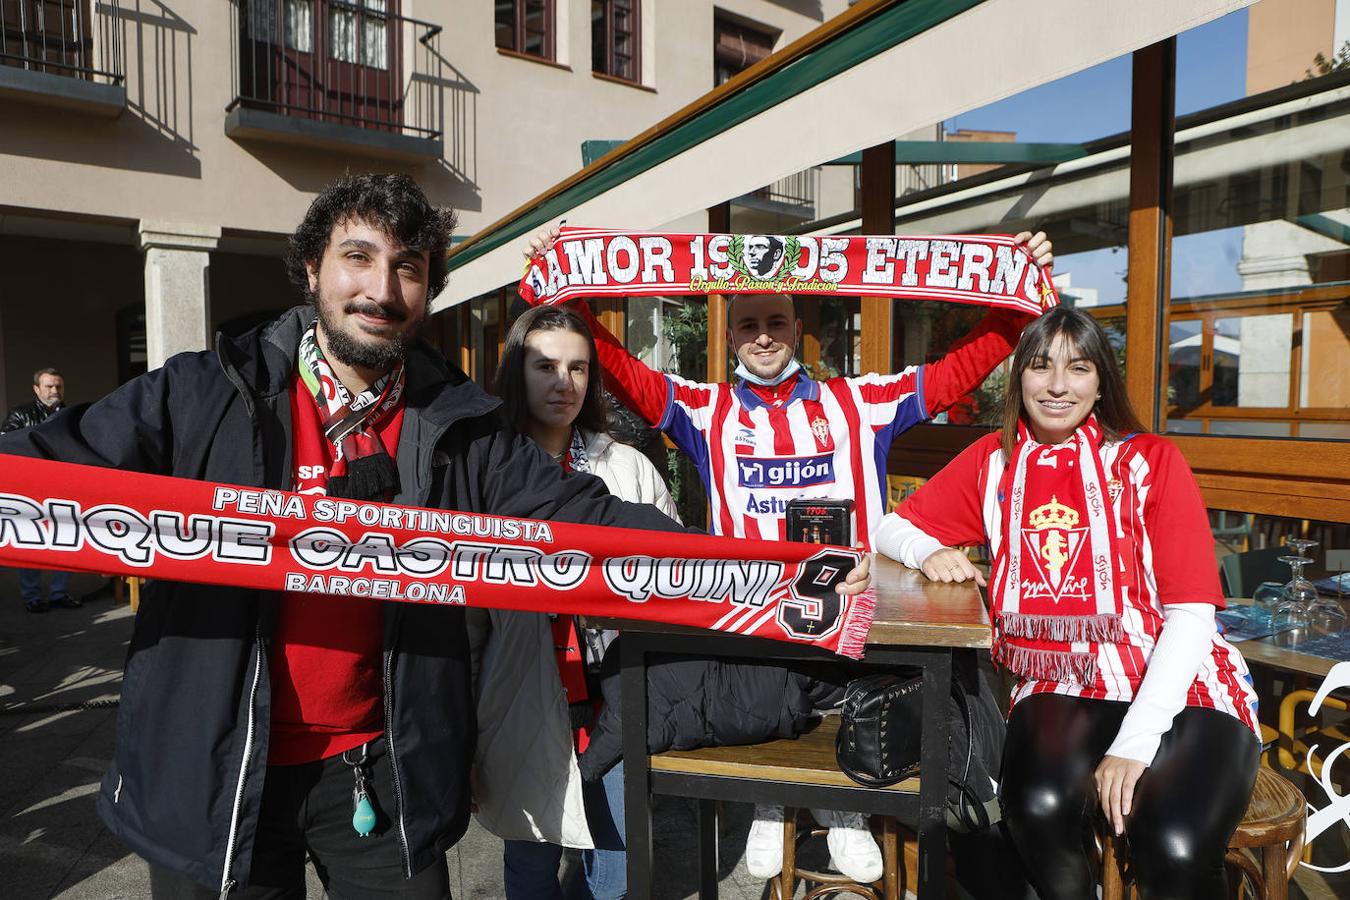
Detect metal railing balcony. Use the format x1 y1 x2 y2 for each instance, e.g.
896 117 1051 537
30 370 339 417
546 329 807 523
229 0 442 141
0 0 124 84
750 168 817 212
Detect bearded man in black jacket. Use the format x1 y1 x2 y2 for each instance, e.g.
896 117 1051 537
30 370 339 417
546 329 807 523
0 175 706 898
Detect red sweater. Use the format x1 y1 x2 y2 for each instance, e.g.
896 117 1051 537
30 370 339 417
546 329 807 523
267 377 405 765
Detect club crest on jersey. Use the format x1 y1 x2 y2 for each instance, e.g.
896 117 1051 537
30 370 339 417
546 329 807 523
737 454 835 489
1020 495 1090 601
810 416 830 447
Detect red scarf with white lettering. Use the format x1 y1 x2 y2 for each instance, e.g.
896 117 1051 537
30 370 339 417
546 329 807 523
519 227 1058 314
0 456 875 658
991 417 1123 685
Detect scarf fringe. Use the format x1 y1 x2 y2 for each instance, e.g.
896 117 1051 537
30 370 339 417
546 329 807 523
326 451 400 501
836 587 877 660
995 642 1099 686
996 612 1122 644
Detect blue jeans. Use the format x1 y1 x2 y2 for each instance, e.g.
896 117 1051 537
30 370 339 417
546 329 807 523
502 761 627 900
19 568 70 606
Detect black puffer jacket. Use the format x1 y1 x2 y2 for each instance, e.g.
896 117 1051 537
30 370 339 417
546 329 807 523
578 647 852 781
0 306 686 893
0 398 62 433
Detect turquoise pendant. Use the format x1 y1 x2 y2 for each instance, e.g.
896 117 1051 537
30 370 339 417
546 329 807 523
352 792 376 837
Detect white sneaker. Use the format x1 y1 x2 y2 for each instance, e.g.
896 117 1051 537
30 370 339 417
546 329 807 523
811 808 883 884
744 804 785 879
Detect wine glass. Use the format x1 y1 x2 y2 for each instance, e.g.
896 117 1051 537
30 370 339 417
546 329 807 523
1290 539 1348 635
1271 548 1315 646
1252 581 1285 614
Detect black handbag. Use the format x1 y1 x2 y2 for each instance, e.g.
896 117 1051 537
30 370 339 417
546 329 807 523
834 673 923 787
835 669 1002 833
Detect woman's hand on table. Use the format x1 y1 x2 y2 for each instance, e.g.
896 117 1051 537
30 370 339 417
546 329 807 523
920 547 986 587
1095 754 1147 836
836 552 872 596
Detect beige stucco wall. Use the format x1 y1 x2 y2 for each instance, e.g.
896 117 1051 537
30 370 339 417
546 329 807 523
0 0 845 243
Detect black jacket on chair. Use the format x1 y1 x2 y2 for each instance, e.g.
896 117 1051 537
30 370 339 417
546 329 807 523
0 305 686 893
578 647 853 781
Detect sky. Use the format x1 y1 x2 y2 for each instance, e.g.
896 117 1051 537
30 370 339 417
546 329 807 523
943 8 1251 303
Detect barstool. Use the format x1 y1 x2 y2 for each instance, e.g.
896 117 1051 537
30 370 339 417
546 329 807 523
768 808 903 900
1100 767 1306 900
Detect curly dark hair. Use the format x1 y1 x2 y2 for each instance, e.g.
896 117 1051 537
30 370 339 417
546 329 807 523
284 173 458 304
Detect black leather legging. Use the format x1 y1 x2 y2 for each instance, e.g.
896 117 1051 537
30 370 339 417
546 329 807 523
1000 693 1259 900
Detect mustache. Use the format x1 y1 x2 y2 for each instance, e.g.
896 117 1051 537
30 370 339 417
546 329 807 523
344 301 407 323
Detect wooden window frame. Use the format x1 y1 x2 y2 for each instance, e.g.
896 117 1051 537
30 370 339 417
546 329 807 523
712 10 777 87
592 0 640 84
1165 287 1350 434
496 0 554 62
862 39 1349 524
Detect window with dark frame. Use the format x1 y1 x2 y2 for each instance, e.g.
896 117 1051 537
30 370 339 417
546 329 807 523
239 0 401 132
1 0 95 78
592 0 639 83
495 0 553 61
713 12 776 86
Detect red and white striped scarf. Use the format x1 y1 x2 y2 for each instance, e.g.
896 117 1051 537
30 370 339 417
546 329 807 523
992 416 1124 684
520 227 1058 314
297 325 405 500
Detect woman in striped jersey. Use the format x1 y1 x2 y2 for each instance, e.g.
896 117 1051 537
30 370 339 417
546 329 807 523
874 306 1260 899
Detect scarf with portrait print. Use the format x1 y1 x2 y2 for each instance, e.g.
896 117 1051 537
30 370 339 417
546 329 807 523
991 415 1124 685
296 324 405 500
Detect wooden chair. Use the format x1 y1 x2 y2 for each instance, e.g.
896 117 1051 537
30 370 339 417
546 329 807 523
1100 767 1306 900
1218 548 1287 600
113 576 143 612
771 809 904 900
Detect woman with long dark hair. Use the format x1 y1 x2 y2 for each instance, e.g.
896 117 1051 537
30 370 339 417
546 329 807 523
469 304 679 900
874 306 1260 898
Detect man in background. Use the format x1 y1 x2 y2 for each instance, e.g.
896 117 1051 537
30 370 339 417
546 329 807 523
2 367 79 612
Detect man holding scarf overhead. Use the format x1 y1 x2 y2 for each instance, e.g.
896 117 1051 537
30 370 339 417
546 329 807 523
523 225 1053 884
525 226 1053 550
0 176 880 898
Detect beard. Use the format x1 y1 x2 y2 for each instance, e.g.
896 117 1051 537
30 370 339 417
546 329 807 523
315 294 425 372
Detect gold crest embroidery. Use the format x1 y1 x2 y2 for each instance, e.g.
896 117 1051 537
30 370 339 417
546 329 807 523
1027 495 1081 582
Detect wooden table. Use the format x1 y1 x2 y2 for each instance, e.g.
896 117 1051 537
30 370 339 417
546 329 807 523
586 557 990 900
1225 597 1347 679
1235 638 1342 679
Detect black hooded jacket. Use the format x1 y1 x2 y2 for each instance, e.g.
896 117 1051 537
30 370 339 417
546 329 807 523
0 306 686 893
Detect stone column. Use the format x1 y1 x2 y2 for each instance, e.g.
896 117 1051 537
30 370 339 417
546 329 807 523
138 221 221 369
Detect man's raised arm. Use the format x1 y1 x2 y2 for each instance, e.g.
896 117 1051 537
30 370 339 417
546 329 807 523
921 230 1050 415
571 301 673 428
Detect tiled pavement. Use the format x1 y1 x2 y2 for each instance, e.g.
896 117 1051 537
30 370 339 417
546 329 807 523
0 570 777 899
2 570 1345 899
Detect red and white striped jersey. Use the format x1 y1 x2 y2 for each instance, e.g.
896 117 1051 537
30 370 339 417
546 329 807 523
895 431 1260 735
580 304 1025 548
